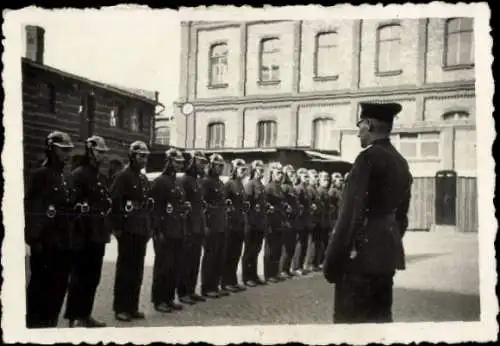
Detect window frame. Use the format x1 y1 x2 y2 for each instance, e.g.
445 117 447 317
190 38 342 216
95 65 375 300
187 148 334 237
375 23 403 77
443 17 475 70
207 122 226 149
258 37 282 86
208 41 229 89
155 126 171 145
313 31 340 81
256 120 278 148
311 117 335 149
391 131 442 161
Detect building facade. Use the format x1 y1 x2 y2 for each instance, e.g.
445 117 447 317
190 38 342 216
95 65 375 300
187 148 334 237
174 19 477 232
22 25 160 174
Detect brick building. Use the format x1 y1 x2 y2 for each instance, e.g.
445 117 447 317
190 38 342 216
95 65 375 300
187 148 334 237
174 19 477 232
22 25 162 175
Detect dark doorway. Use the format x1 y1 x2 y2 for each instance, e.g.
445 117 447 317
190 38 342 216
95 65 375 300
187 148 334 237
435 170 457 225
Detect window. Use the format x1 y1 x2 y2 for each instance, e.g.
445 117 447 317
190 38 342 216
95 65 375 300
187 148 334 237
392 132 441 160
109 108 117 127
444 18 474 67
155 126 171 145
209 43 228 86
207 122 225 149
130 109 140 132
376 24 402 75
315 32 338 79
116 104 125 128
312 118 334 149
259 38 281 83
443 111 470 121
257 120 277 148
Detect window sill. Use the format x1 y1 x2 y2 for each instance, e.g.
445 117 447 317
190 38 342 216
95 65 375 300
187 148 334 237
313 75 339 82
258 80 281 86
207 83 229 90
375 69 403 77
442 64 474 71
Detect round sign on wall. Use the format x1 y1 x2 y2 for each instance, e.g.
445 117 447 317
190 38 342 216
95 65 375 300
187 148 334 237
181 103 194 116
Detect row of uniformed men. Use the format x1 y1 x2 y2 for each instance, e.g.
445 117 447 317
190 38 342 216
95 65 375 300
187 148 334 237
24 130 346 328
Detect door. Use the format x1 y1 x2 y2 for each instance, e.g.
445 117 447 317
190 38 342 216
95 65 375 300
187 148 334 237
435 170 457 225
79 92 96 139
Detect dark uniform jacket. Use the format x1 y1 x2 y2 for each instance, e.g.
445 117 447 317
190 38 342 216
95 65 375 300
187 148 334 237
24 163 72 250
224 178 247 232
265 181 286 231
202 175 226 233
294 182 310 231
323 138 413 284
307 185 322 229
244 178 267 232
109 165 152 238
182 173 205 235
317 186 333 229
149 172 186 239
281 182 298 231
69 163 112 248
328 187 342 225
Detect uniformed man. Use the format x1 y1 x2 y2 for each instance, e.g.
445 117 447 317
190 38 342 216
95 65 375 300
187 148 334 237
242 160 268 286
323 102 413 324
280 164 299 278
263 162 287 283
150 148 187 313
221 159 249 292
111 141 153 322
178 150 208 305
306 169 323 271
292 168 311 275
25 131 74 328
317 171 332 267
200 154 229 298
64 136 111 328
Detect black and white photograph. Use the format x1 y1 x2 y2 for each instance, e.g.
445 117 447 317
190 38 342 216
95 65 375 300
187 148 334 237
1 3 496 345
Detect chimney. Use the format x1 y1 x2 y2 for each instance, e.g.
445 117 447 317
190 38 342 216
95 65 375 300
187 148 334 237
25 25 45 64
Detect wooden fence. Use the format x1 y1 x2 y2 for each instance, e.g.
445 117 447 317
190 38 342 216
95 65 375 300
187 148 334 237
407 176 478 232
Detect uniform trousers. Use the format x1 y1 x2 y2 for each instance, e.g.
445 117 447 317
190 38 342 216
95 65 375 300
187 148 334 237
178 232 204 298
113 232 148 314
334 273 394 324
151 236 184 305
64 240 105 320
293 228 309 271
242 227 265 282
26 246 72 328
201 231 225 294
222 223 245 287
310 224 324 268
280 228 297 274
264 228 283 279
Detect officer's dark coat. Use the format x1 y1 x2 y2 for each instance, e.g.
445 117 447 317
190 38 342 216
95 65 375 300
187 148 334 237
202 175 226 233
317 185 332 229
323 138 413 284
149 172 186 239
244 178 267 232
24 164 72 250
109 165 152 238
69 164 112 249
182 172 205 235
281 181 298 230
293 182 310 231
306 185 322 229
264 181 286 231
224 178 247 232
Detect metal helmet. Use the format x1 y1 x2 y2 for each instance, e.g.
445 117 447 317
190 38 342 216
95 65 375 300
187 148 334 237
166 148 185 162
46 131 74 149
209 153 225 165
319 171 330 180
251 160 264 170
269 161 283 172
129 141 150 155
86 135 109 151
331 172 342 180
344 172 350 181
308 169 318 177
283 164 295 175
297 168 308 176
190 150 207 162
232 158 246 169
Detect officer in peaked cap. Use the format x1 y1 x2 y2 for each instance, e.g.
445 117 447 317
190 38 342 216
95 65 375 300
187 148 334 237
25 131 74 328
242 160 268 286
64 135 110 328
323 101 413 324
221 159 249 293
110 140 152 322
150 148 187 313
178 150 209 305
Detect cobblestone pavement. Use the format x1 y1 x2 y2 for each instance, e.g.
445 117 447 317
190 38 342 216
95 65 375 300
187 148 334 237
57 231 480 327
